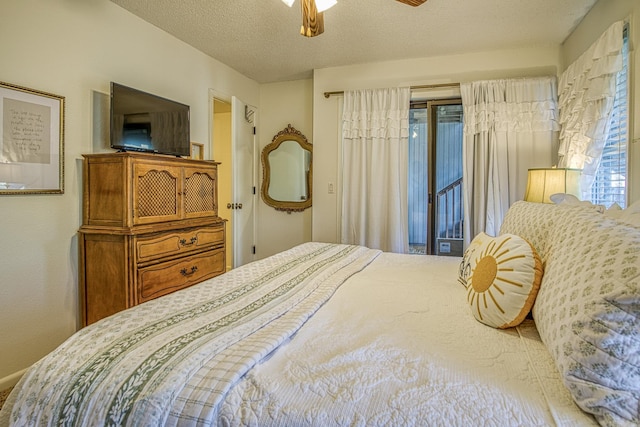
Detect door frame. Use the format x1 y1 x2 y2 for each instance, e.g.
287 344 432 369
428 98 463 255
209 90 258 270
231 96 258 268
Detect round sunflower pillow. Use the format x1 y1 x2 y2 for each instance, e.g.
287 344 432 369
466 233 543 329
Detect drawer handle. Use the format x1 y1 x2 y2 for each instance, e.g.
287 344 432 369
180 266 198 277
179 236 198 247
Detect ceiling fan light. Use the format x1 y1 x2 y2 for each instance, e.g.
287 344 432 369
315 0 336 13
282 0 295 7
300 0 324 37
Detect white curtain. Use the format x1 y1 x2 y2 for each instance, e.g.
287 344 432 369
461 77 559 243
341 88 410 253
557 21 624 199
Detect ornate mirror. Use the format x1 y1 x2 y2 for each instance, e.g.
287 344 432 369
261 124 312 213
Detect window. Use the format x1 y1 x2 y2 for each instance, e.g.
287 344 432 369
590 25 629 208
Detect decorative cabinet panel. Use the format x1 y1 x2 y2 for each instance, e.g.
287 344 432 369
132 162 182 224
79 152 226 326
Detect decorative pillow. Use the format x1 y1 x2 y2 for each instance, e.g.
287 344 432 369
549 193 606 213
458 232 489 288
500 201 604 263
603 200 640 227
466 233 543 329
549 193 581 204
618 199 640 227
499 201 563 263
605 202 623 213
532 209 640 425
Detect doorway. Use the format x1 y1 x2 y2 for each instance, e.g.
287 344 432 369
212 98 233 270
408 99 463 256
211 96 258 269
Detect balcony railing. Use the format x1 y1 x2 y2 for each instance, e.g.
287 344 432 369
436 177 463 239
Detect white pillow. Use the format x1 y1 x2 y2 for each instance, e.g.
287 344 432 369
549 193 580 204
549 193 605 213
618 199 640 227
466 233 543 329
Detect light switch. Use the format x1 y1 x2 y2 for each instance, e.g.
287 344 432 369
328 183 335 194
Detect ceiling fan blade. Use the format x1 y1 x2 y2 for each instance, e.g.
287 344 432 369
396 0 428 6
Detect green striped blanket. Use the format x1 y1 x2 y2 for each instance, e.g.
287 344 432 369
1 243 380 427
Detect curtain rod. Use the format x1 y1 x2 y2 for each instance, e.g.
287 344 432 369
323 82 461 98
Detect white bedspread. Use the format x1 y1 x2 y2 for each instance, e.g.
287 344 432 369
218 252 597 427
0 244 596 426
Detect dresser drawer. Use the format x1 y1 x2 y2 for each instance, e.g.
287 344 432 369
136 225 225 263
137 248 225 303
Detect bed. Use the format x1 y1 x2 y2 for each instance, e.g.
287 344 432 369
1 201 639 426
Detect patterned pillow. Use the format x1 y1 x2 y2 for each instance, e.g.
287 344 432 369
458 232 489 288
466 233 543 329
499 201 562 263
532 210 640 426
500 201 602 263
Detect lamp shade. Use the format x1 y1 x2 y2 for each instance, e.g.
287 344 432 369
524 168 581 203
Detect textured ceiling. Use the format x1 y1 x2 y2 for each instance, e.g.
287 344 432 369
109 0 598 84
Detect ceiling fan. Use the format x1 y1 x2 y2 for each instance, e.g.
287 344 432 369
395 0 428 5
282 0 428 37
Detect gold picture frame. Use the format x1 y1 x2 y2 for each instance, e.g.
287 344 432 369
190 142 204 160
0 81 65 194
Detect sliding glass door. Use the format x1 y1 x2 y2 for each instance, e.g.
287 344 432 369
408 99 463 256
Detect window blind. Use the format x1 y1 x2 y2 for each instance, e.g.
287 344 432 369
590 25 629 208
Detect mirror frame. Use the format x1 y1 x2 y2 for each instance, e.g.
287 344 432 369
261 124 312 213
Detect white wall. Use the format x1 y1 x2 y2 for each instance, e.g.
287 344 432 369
311 46 563 243
0 0 259 387
257 79 313 259
561 0 640 205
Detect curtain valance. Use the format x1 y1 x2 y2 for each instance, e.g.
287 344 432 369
462 77 560 134
342 88 410 139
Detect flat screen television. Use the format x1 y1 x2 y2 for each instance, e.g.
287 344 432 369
110 82 190 157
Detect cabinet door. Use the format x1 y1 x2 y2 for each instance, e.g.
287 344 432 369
183 166 217 218
132 162 182 224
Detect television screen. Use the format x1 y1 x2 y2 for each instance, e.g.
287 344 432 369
110 82 190 157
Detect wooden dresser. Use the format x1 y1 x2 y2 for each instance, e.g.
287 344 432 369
79 152 226 326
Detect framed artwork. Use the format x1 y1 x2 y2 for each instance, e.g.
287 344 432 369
0 81 65 194
190 142 204 160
